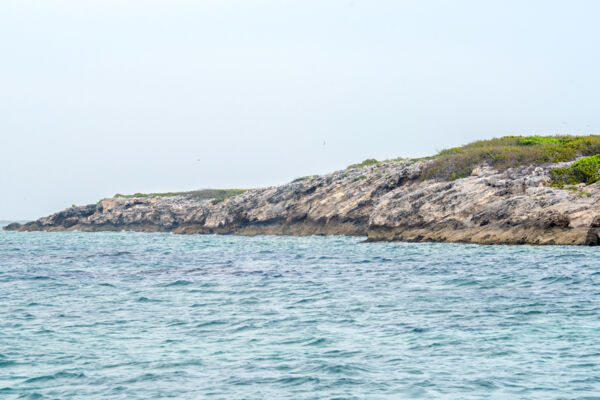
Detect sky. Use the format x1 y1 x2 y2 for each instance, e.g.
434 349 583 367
1 0 599 219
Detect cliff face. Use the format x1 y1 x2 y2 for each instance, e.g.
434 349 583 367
5 159 600 245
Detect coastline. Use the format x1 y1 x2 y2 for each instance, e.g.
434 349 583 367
6 157 600 246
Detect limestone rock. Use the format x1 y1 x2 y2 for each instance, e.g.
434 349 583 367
5 159 600 245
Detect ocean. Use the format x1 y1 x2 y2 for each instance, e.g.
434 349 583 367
1 226 599 399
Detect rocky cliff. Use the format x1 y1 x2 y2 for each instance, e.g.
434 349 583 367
5 158 600 245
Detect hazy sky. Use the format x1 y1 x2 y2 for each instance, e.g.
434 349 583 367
2 0 599 219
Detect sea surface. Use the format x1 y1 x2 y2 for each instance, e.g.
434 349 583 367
1 225 599 399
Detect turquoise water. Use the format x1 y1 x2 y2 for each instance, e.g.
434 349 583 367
1 229 599 399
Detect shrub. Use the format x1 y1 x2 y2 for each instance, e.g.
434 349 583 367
347 158 380 169
550 154 600 186
292 176 311 183
517 136 563 146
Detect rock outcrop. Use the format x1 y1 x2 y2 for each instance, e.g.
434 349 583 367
5 159 600 245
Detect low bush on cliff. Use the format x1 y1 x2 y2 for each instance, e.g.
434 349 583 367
550 154 600 186
419 135 600 181
292 176 315 183
347 158 381 169
115 192 184 198
114 189 247 202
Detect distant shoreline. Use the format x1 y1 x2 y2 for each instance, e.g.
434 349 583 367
6 136 600 246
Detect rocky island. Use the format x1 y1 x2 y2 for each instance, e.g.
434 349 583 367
6 136 600 245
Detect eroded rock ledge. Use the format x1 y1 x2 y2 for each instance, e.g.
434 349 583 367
5 159 600 245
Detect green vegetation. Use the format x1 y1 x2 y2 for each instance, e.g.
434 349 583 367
420 135 600 181
114 189 247 202
115 192 188 198
562 185 592 198
517 136 563 146
292 176 314 183
347 158 381 169
342 135 600 183
346 156 405 170
550 154 600 186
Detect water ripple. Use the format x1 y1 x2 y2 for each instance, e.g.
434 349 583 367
1 231 599 399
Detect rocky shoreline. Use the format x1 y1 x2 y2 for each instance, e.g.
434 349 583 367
5 158 600 245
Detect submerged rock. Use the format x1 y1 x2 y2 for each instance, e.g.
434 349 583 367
5 159 600 245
